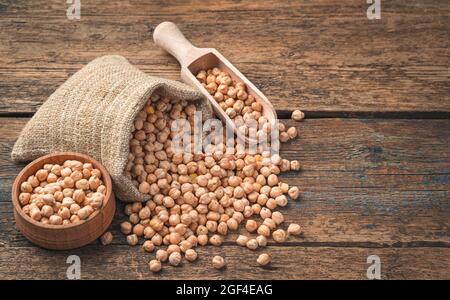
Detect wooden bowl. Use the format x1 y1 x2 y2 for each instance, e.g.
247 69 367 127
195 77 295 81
12 152 116 250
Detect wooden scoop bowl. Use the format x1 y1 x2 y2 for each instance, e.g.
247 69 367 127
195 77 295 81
153 22 277 143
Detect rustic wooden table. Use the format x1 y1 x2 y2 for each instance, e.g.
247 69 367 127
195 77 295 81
0 0 449 279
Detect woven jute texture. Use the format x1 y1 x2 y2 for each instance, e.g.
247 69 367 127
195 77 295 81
11 55 213 202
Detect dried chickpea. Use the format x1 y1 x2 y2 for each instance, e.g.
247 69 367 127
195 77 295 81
18 193 31 206
127 234 139 246
49 215 62 225
185 249 198 262
287 127 297 139
246 239 258 250
256 235 268 247
209 234 223 246
167 244 181 255
21 182 33 193
58 207 71 220
265 198 277 210
41 205 54 218
139 181 151 194
100 232 113 245
257 253 271 266
257 225 271 237
260 207 272 219
197 234 208 246
168 252 182 266
236 235 249 247
143 240 155 252
267 174 278 187
179 240 192 253
271 211 284 225
275 195 288 207
212 256 226 269
70 215 80 223
288 186 300 200
272 229 287 243
133 224 145 237
245 219 258 233
290 160 301 171
149 259 162 273
156 249 169 262
287 223 302 235
120 221 132 234
35 169 48 182
217 221 228 235
291 110 305 121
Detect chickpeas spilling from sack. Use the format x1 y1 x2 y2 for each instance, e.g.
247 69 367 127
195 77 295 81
121 67 305 273
18 160 105 225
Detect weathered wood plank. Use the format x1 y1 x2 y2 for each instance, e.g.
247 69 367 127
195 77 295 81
0 0 448 114
0 118 448 246
0 244 448 279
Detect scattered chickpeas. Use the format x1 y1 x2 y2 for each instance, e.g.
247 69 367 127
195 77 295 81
257 253 271 266
119 90 303 272
212 255 226 269
18 159 104 225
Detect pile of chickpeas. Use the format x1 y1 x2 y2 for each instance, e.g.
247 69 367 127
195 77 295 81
118 69 305 273
18 160 105 225
196 68 299 143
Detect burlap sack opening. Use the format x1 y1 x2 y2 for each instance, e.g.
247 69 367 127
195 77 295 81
11 55 213 202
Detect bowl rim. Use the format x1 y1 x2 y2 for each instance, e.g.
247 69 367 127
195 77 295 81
12 152 114 230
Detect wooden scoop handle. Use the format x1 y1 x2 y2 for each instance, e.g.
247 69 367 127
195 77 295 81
153 22 198 67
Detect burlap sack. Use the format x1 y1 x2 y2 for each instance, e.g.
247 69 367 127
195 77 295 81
11 55 213 202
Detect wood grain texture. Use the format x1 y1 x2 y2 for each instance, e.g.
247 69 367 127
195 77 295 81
0 245 448 279
1 118 448 248
0 0 449 115
1 0 449 280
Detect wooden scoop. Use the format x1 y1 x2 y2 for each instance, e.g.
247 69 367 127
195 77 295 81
153 21 277 143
